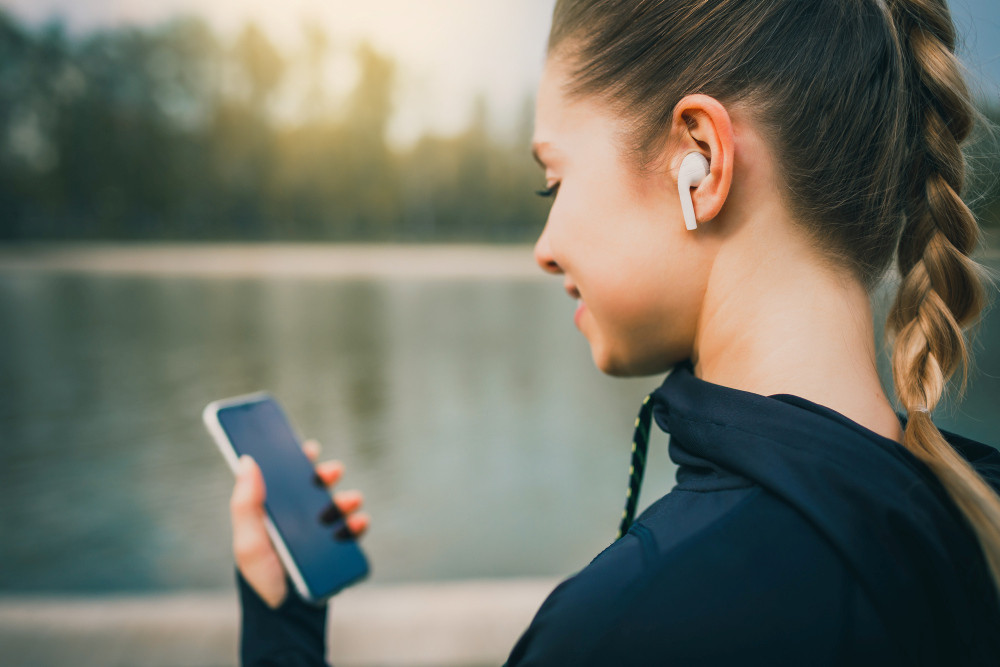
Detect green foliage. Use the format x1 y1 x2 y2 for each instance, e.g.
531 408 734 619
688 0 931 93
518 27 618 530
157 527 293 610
0 11 995 242
0 12 550 242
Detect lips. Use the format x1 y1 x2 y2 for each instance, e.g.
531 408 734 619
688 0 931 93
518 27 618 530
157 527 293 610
574 298 586 328
564 282 585 328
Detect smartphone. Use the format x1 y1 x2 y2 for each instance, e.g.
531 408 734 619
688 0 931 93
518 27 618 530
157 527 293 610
203 392 369 604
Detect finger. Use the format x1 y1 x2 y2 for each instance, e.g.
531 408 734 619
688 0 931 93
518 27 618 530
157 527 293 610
231 455 266 512
334 489 363 514
315 460 344 487
346 512 369 537
230 456 272 564
302 439 321 463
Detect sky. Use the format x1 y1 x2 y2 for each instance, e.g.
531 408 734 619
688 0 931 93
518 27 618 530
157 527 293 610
2 0 997 145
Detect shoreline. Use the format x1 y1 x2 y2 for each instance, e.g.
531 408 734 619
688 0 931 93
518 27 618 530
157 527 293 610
0 241 996 281
0 577 560 667
0 242 544 280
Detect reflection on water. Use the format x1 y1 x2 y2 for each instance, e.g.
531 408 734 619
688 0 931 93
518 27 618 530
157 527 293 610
0 264 998 593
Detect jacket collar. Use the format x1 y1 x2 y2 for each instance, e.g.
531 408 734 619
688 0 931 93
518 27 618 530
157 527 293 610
650 359 1000 661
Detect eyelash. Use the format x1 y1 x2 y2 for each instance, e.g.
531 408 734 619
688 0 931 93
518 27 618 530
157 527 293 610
535 183 560 198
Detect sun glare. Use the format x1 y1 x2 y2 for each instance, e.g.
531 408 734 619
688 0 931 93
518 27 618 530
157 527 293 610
2 0 556 146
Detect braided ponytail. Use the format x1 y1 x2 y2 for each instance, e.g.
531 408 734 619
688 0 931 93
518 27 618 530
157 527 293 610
885 0 1000 595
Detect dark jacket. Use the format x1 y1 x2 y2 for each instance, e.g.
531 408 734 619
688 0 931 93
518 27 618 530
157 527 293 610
240 360 1000 665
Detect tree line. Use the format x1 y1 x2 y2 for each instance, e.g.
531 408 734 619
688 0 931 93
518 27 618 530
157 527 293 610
0 11 996 242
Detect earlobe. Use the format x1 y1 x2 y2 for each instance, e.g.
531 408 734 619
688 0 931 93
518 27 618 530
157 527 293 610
670 95 735 229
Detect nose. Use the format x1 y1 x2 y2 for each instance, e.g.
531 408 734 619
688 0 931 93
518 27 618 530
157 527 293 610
534 222 562 275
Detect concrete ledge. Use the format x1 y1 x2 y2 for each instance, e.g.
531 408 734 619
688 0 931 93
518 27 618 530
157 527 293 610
0 577 560 667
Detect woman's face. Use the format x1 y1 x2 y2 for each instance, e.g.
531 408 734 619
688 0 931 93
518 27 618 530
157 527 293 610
532 56 717 377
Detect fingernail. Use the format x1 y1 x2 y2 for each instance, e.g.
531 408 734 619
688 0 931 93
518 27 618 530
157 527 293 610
238 455 253 475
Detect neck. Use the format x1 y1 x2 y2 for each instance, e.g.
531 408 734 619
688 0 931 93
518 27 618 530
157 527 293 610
692 223 904 445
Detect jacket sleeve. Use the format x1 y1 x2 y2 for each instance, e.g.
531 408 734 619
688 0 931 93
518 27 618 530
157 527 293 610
237 569 330 666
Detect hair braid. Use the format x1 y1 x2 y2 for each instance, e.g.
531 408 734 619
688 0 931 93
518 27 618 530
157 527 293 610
885 0 1000 595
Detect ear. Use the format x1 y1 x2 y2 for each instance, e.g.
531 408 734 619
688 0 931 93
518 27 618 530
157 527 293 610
669 94 735 225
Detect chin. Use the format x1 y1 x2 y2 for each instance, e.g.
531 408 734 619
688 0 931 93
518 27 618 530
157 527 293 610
591 345 676 378
591 349 673 377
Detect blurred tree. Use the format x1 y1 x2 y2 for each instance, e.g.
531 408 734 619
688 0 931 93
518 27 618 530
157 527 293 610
231 23 284 110
0 10 47 237
207 22 286 239
301 22 330 122
338 42 399 239
0 12 992 244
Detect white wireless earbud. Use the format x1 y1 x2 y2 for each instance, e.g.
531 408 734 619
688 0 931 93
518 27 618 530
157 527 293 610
677 152 710 231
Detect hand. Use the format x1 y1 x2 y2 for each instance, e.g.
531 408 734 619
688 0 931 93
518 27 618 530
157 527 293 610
229 439 370 608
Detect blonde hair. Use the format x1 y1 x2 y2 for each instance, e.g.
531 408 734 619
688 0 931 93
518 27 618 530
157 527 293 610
550 0 1000 597
883 0 1000 593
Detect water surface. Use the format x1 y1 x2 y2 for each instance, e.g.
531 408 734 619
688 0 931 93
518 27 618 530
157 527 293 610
0 254 997 593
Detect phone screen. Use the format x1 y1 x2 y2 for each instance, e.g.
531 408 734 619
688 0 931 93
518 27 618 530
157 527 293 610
216 397 368 600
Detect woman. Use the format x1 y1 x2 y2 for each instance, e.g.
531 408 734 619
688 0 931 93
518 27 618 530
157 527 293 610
229 0 1000 664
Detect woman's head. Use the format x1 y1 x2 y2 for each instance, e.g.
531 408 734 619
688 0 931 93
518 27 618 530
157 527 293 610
532 56 737 375
545 0 921 287
536 0 1000 594
533 0 914 376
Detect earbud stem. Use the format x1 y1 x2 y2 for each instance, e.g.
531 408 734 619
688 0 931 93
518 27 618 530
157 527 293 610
677 152 709 231
679 185 698 231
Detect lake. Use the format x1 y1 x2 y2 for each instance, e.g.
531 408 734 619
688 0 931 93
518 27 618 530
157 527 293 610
0 245 997 593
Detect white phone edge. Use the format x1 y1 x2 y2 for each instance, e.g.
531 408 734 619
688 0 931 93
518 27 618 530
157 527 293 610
202 392 321 605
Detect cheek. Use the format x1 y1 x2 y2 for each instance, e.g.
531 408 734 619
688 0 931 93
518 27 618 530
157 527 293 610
647 243 712 330
543 199 613 275
602 299 698 375
607 234 712 368
552 195 649 278
549 161 714 372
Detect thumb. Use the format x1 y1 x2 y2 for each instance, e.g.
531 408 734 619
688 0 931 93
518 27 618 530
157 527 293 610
231 455 266 516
